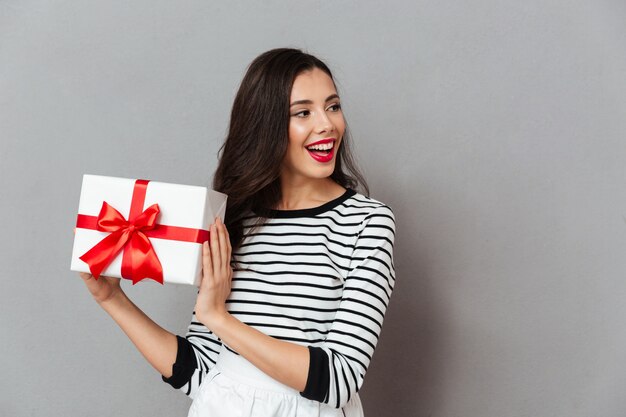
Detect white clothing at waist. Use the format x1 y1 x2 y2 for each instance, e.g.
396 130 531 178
187 345 364 417
214 346 300 395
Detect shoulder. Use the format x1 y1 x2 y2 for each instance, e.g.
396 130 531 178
341 191 395 223
331 190 396 240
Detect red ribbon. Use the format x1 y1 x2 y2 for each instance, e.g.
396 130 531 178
77 179 209 285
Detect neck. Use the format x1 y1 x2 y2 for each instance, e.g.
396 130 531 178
276 177 345 211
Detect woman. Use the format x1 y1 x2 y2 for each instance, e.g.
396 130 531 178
79 48 396 417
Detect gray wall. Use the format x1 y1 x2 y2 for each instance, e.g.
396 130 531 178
2 1 626 416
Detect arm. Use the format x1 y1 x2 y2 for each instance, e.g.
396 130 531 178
303 204 396 407
194 218 310 392
78 273 178 378
208 312 310 391
162 311 223 398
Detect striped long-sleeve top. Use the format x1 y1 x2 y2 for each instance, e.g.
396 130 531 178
162 188 396 409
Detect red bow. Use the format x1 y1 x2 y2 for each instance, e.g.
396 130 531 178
79 201 164 285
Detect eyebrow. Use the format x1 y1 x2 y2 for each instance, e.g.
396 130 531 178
289 94 340 107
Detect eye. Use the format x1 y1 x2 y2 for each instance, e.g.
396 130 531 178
292 109 310 118
327 103 342 112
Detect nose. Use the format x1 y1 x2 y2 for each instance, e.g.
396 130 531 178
315 110 335 135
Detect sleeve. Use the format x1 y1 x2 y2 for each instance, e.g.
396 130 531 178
300 204 396 408
161 309 223 399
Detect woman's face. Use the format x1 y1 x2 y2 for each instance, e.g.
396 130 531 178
281 68 345 184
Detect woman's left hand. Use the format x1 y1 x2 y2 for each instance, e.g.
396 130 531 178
194 217 233 329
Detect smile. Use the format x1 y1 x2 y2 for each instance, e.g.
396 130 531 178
305 139 336 163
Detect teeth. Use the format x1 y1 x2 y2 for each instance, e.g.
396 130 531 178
306 142 334 151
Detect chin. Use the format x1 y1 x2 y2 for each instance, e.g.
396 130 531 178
313 166 336 178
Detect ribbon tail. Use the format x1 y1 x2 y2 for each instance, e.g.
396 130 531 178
79 230 130 279
125 232 164 285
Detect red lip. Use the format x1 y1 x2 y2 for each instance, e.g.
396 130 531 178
305 138 336 147
307 145 335 163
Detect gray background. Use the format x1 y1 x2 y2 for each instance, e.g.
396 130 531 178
1 1 626 416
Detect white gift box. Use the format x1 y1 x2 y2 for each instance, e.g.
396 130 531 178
70 174 227 286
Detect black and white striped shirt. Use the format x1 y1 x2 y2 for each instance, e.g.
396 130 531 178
162 189 396 409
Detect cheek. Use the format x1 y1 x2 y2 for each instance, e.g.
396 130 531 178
332 114 346 136
288 122 309 146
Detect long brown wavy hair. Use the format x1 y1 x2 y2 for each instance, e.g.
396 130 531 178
212 48 369 252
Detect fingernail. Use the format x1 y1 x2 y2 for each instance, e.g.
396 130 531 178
217 216 222 224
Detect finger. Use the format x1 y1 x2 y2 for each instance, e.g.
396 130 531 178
221 219 232 267
216 218 229 271
202 241 212 284
210 222 222 272
79 272 93 281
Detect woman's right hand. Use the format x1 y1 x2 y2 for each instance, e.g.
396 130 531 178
79 272 124 305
